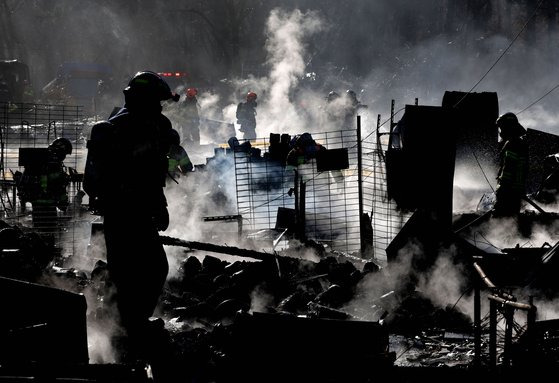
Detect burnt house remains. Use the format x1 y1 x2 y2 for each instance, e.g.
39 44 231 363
1 84 559 382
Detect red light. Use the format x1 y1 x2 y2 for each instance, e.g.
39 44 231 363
158 71 188 78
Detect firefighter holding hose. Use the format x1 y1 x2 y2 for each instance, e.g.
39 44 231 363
84 71 179 364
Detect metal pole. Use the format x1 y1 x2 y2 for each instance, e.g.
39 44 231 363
294 169 299 239
357 115 365 255
489 299 497 369
376 113 382 147
527 296 536 328
474 272 481 368
503 306 514 367
299 177 306 241
390 100 395 134
527 296 537 359
237 215 243 239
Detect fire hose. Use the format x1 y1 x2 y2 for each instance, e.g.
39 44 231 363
159 235 276 262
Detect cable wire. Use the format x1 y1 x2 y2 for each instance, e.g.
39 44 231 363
452 0 545 109
517 82 559 115
471 148 495 193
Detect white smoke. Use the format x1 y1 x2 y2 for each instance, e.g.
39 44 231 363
519 104 559 135
250 286 275 313
162 8 330 271
228 8 326 138
344 238 476 325
262 8 324 134
416 245 471 316
453 161 496 213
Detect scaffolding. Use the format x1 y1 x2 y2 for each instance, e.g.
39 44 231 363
233 115 412 260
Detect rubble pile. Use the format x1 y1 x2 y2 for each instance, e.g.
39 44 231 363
145 248 474 379
391 331 476 368
161 252 374 322
0 219 57 282
0 223 482 381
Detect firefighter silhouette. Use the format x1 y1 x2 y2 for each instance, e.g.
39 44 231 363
236 91 257 140
83 70 178 365
15 137 72 229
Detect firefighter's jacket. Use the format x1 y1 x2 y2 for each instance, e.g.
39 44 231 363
496 136 528 194
168 143 193 177
236 101 257 127
183 98 199 125
83 107 172 215
15 150 70 210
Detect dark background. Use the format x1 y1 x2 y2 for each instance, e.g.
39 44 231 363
2 0 559 133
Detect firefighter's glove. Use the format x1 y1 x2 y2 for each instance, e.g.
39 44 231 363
153 205 170 232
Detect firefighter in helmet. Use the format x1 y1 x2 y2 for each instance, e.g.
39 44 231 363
493 112 528 217
83 70 179 363
327 90 340 103
15 137 72 230
44 137 73 213
236 91 257 140
181 87 200 144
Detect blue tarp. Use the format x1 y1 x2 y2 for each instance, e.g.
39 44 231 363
51 62 113 99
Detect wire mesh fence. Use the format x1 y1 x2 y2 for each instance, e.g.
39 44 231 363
0 102 92 257
1 102 412 261
233 122 412 259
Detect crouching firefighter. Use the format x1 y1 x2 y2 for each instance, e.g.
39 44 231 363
15 137 72 230
83 71 180 364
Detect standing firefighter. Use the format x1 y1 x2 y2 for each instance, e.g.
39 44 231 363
181 87 200 144
236 91 257 140
83 71 179 363
493 112 529 217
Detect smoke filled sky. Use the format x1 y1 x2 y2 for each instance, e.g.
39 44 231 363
2 0 559 135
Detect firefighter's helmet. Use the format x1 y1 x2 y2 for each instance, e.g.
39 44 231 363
186 88 198 99
124 71 179 102
327 91 340 102
246 91 257 102
496 112 526 137
346 89 358 104
50 137 73 156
